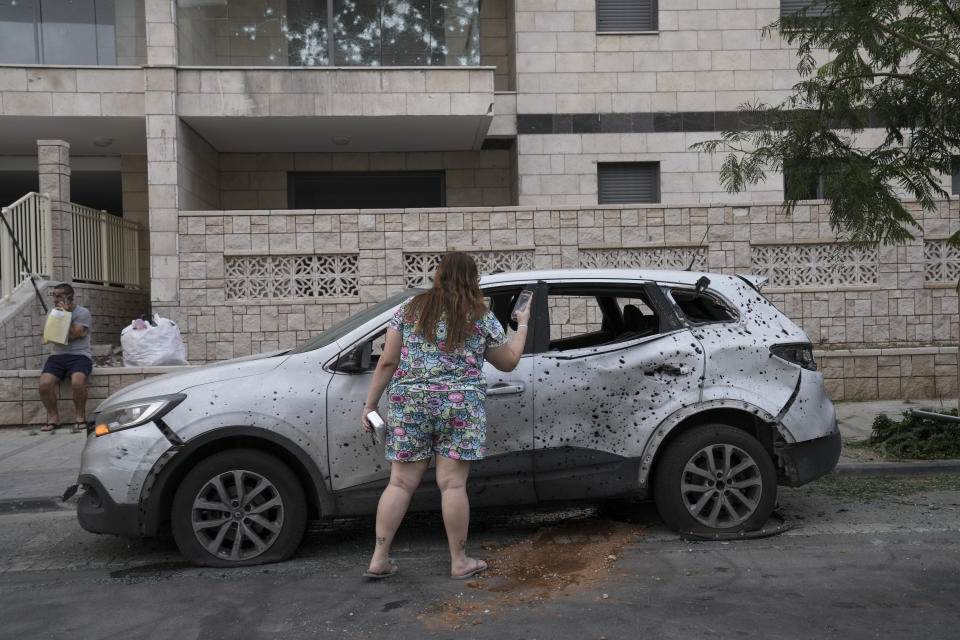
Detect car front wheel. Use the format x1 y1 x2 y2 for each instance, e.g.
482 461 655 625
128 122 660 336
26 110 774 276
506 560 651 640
653 424 777 535
171 449 307 567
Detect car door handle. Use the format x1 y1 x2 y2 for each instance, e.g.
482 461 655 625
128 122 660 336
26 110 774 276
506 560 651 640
645 365 691 376
487 383 525 396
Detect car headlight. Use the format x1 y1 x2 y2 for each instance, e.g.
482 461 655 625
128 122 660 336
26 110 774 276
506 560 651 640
93 394 186 437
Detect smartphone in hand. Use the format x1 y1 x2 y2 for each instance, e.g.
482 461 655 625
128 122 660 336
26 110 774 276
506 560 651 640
511 290 533 321
367 410 386 444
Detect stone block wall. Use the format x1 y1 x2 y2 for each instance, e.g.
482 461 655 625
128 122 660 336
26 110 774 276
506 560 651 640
481 0 514 91
0 282 149 371
218 149 515 210
121 154 151 290
175 67 495 119
178 121 221 210
157 199 960 400
816 347 958 402
0 68 145 117
0 366 189 427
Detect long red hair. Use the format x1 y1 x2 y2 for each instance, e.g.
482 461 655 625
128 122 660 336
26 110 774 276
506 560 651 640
408 252 486 351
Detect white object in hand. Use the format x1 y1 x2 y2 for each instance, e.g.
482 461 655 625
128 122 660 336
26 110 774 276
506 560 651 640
367 410 386 444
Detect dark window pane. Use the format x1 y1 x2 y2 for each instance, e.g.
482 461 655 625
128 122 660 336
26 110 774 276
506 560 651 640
40 0 99 65
0 0 38 64
286 0 330 66
289 171 446 209
334 0 381 65
95 0 117 64
598 162 659 204
0 171 40 207
596 0 657 33
783 167 822 200
72 171 124 216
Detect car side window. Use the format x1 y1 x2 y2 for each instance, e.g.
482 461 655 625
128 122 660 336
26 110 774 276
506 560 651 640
669 288 737 324
485 286 535 354
545 284 661 352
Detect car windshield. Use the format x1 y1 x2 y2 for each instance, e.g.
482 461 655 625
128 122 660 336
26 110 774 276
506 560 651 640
289 289 424 354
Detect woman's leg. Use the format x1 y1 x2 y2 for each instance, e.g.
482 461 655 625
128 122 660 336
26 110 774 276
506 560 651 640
367 459 429 574
435 455 484 577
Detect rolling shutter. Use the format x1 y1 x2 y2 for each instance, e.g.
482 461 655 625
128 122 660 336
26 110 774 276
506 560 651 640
596 0 657 33
780 0 829 17
598 163 659 204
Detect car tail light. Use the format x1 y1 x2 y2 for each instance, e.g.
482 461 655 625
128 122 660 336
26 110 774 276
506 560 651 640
770 343 818 371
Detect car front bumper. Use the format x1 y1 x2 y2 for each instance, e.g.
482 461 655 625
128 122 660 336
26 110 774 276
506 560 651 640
76 474 142 537
776 429 842 486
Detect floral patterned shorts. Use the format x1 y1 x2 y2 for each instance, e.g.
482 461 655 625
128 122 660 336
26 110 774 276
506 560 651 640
384 388 486 462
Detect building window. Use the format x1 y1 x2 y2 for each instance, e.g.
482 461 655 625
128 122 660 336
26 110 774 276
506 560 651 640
596 0 657 33
783 169 824 200
288 171 446 209
952 157 959 195
780 0 829 17
0 0 121 65
177 0 481 67
597 163 660 204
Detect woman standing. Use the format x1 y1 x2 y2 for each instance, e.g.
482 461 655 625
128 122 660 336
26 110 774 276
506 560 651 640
361 252 532 579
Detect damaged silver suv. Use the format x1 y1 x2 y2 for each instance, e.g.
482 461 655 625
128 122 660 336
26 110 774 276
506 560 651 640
75 269 840 566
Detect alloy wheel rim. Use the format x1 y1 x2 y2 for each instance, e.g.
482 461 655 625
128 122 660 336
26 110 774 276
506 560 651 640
190 469 285 561
680 443 763 529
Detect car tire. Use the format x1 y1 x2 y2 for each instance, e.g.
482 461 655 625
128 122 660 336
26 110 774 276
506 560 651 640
171 449 307 567
653 424 777 535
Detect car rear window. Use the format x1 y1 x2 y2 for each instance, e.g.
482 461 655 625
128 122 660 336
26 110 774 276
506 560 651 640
669 288 737 324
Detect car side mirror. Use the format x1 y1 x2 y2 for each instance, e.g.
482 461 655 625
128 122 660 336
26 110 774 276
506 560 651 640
336 341 372 373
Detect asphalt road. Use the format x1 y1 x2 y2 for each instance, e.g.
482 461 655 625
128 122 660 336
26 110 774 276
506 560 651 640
2 476 959 640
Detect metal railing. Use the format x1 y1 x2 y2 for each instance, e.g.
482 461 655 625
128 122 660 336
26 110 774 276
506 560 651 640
0 193 52 302
71 203 141 288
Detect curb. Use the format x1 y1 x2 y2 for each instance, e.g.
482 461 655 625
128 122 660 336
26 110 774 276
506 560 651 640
835 460 960 478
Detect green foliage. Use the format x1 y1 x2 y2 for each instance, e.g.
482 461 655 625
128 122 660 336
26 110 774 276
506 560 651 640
870 408 960 459
692 0 960 250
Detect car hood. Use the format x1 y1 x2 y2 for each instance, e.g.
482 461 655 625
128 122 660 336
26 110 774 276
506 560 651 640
94 350 289 412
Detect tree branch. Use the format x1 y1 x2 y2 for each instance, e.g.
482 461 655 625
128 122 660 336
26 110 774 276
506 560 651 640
874 19 960 72
936 0 960 30
824 71 960 99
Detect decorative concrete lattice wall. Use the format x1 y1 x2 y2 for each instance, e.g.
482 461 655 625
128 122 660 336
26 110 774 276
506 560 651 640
162 201 960 400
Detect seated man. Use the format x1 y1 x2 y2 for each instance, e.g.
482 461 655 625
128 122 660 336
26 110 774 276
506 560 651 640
39 284 92 434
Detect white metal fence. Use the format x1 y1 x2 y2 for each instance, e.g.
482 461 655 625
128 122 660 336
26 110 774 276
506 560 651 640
0 193 52 302
0 194 141 302
72 203 141 288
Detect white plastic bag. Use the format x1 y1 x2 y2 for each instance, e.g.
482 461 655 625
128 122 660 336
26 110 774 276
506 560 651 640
121 313 189 366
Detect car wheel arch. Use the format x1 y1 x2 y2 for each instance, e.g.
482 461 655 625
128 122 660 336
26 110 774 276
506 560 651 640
639 403 777 490
141 426 334 536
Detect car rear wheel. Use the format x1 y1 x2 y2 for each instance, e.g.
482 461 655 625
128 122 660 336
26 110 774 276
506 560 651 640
171 449 307 567
653 424 776 535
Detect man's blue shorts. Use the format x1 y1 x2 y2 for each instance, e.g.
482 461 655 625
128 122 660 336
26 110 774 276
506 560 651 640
42 354 92 380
